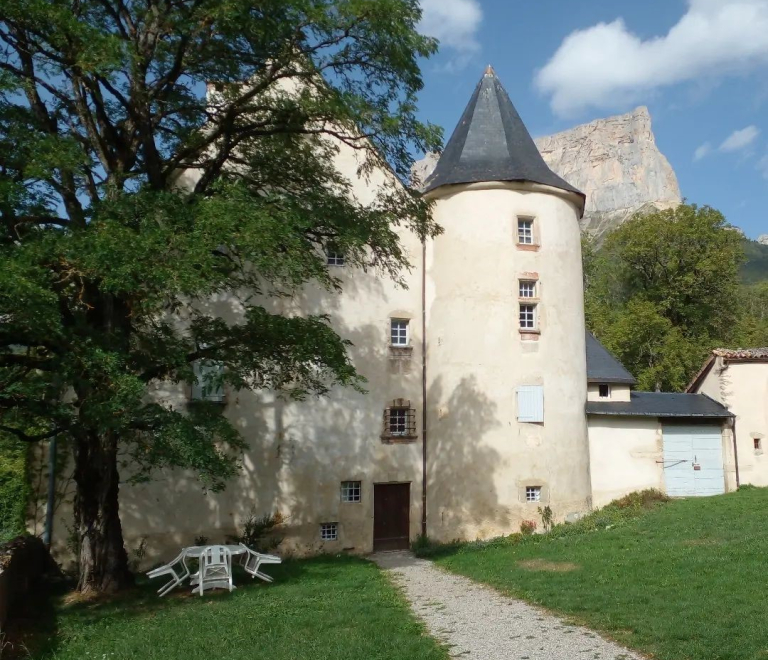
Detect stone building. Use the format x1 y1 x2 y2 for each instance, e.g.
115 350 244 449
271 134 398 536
38 68 737 563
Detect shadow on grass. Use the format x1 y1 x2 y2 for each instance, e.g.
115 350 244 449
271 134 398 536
27 554 365 658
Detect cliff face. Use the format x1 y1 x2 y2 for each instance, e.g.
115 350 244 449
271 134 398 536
759 235 768 246
534 107 681 240
413 106 681 241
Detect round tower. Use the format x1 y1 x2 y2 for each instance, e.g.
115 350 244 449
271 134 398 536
423 67 590 541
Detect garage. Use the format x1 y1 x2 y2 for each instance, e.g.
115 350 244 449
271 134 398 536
663 425 725 497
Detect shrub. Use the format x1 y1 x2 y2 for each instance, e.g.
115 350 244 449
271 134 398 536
0 435 30 543
520 520 537 535
227 510 285 552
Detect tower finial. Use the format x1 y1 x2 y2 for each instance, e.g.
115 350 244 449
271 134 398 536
484 64 495 76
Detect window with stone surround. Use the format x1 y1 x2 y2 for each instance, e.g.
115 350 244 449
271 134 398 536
383 399 417 439
517 218 534 245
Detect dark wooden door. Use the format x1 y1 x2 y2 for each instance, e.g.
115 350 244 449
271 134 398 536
373 483 411 551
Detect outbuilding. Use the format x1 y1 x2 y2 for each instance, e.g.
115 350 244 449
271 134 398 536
586 333 735 506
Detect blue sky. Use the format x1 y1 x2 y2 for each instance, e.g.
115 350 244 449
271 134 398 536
416 0 768 239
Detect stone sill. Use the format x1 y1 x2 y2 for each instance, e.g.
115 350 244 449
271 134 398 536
381 435 418 445
516 244 540 252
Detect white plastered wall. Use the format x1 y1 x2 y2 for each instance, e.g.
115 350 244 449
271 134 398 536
695 360 768 486
424 181 591 541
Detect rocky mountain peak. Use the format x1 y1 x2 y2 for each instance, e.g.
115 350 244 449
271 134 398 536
534 107 681 240
759 234 768 246
412 106 681 242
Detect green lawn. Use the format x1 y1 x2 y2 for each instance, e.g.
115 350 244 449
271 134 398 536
431 487 768 660
33 556 446 660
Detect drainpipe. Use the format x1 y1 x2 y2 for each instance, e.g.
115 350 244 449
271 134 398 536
42 435 57 547
421 240 428 538
731 418 740 489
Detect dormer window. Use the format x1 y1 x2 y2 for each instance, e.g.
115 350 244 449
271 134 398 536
598 384 611 399
326 246 345 266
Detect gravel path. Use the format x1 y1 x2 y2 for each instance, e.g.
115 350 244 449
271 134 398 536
372 552 643 660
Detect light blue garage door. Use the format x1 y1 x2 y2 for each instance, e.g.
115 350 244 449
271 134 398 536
663 425 725 497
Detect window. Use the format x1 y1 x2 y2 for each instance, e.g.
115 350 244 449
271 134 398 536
517 386 544 423
191 354 225 403
383 399 417 438
517 218 534 245
754 438 762 453
519 303 537 330
390 319 409 346
320 522 338 541
525 486 542 503
341 481 361 503
519 280 536 298
326 248 345 266
598 384 611 399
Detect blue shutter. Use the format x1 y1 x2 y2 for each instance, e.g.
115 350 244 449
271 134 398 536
192 360 225 402
517 386 544 423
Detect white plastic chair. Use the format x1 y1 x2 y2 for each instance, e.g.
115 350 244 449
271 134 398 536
238 543 281 583
197 545 233 595
146 550 191 597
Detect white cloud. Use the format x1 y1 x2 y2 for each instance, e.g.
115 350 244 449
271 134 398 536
418 0 482 53
719 125 761 151
758 152 768 179
536 0 768 116
694 142 712 161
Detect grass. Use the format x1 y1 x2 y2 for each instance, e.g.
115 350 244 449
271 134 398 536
428 487 768 660
28 556 446 660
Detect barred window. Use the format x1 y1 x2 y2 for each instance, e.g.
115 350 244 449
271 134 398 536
390 319 409 346
519 280 536 298
518 218 534 245
519 303 537 330
341 481 361 503
525 486 541 503
383 399 417 438
320 522 338 541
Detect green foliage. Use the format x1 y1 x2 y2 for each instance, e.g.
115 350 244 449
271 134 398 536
226 510 285 553
434 487 768 660
0 434 29 542
741 238 768 284
0 0 442 588
32 556 448 660
585 204 747 390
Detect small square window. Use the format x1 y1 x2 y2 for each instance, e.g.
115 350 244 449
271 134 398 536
320 522 338 541
326 249 345 266
519 281 536 298
519 303 537 330
525 486 541 503
518 219 534 245
598 384 611 399
383 400 416 439
390 319 409 346
341 481 361 503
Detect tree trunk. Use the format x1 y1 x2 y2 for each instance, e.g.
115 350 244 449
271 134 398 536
73 430 133 594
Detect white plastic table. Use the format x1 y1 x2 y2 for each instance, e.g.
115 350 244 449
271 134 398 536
183 544 247 558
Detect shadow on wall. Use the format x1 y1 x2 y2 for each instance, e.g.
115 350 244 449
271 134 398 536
34 265 509 564
427 375 506 543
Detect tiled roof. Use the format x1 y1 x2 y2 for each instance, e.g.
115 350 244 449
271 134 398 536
423 67 585 215
712 348 768 359
585 332 637 385
586 391 732 418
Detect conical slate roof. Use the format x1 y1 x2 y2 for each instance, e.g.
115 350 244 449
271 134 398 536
423 67 585 213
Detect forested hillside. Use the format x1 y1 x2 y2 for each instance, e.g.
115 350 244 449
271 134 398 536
742 239 768 284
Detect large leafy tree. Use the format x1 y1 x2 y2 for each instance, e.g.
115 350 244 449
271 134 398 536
0 0 441 593
585 204 744 391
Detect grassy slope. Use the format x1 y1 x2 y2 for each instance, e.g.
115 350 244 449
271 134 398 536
742 239 768 284
36 556 446 660
434 488 768 660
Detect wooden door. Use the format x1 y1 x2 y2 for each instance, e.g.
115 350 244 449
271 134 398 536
373 483 411 551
